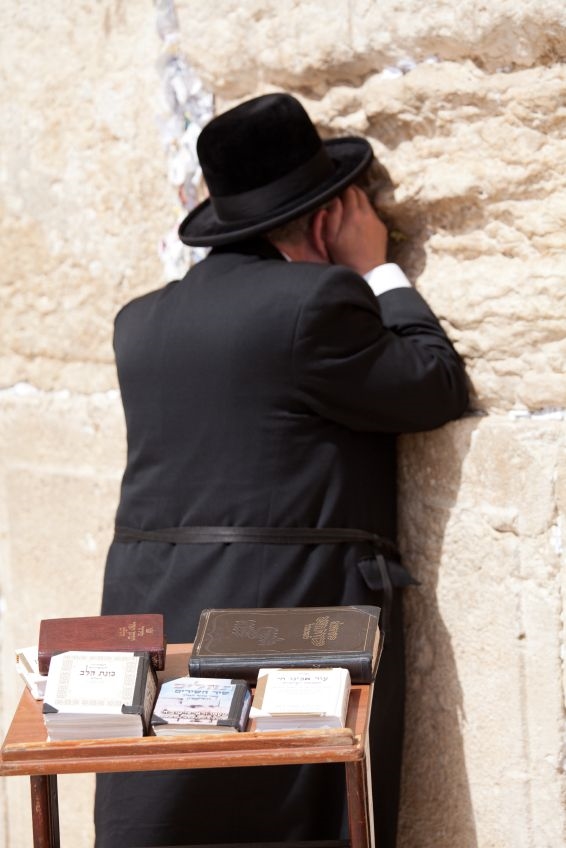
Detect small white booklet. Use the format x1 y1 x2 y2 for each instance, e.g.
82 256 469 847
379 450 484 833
151 676 252 735
42 651 157 740
15 646 47 700
250 667 351 731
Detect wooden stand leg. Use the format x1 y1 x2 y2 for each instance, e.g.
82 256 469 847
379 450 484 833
30 775 60 848
345 751 375 848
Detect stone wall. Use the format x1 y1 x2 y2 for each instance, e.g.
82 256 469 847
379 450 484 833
1 1 565 846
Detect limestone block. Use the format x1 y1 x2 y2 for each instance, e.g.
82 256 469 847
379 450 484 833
1 2 173 392
0 391 125 847
398 416 565 848
178 0 566 95
0 386 125 471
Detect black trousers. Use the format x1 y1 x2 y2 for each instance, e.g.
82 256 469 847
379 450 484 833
94 590 405 848
369 588 405 848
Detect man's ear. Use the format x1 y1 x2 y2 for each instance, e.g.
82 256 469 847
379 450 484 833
309 208 331 263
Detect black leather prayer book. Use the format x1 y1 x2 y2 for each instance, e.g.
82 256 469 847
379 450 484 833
189 605 382 684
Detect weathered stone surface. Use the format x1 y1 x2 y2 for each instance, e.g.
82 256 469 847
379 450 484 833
1 2 565 847
179 0 566 94
398 417 565 848
0 393 125 715
1 2 172 393
0 391 124 847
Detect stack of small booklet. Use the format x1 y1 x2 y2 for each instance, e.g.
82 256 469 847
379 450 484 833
151 677 252 735
250 666 351 731
42 651 157 740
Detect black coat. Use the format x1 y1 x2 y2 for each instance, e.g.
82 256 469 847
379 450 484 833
95 238 468 847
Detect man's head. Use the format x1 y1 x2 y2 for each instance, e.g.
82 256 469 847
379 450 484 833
178 92 373 248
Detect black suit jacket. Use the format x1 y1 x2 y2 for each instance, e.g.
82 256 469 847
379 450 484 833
96 238 469 848
103 237 468 638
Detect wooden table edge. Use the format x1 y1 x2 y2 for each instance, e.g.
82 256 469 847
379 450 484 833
1 643 373 778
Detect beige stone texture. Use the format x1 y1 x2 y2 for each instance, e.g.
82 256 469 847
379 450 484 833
1 1 565 846
1 1 172 394
399 418 565 847
0 390 124 845
178 0 566 93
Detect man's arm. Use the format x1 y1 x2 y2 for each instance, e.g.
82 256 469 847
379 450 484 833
273 184 468 433
293 267 469 433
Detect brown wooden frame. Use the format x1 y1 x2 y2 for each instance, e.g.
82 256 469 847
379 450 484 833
1 644 375 848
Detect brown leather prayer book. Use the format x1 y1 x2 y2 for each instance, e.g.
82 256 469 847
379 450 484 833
37 614 166 674
189 605 382 684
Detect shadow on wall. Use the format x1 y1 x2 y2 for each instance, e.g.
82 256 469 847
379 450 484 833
357 159 428 282
397 418 480 848
361 154 481 845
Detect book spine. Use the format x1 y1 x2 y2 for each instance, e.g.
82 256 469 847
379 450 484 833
189 653 373 684
37 651 51 676
120 655 158 734
215 683 252 731
38 646 165 675
149 649 166 671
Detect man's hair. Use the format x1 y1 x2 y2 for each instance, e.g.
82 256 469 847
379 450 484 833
266 211 313 245
267 201 332 245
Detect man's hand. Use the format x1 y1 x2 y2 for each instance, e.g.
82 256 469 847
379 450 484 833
323 186 388 275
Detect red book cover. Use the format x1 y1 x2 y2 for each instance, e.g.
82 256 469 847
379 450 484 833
37 614 166 675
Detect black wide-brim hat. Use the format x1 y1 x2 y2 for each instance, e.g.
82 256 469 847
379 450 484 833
179 93 373 247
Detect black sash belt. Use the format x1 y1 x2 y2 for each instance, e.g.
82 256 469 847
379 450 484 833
114 524 398 637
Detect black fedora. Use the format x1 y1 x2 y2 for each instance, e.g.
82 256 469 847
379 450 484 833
178 93 373 247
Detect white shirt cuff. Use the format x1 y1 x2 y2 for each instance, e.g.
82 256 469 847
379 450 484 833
363 263 412 297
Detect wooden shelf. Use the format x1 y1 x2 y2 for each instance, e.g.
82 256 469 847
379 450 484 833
0 643 375 847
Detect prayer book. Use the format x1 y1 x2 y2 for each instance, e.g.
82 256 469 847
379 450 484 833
38 613 166 674
42 651 157 740
15 646 47 700
151 676 252 735
250 667 351 731
189 605 382 683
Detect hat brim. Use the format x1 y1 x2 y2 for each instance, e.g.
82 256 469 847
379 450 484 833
178 137 373 247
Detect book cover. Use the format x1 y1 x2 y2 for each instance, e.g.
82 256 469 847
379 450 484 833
189 605 382 684
151 676 252 734
250 666 351 730
42 651 157 739
38 613 166 674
